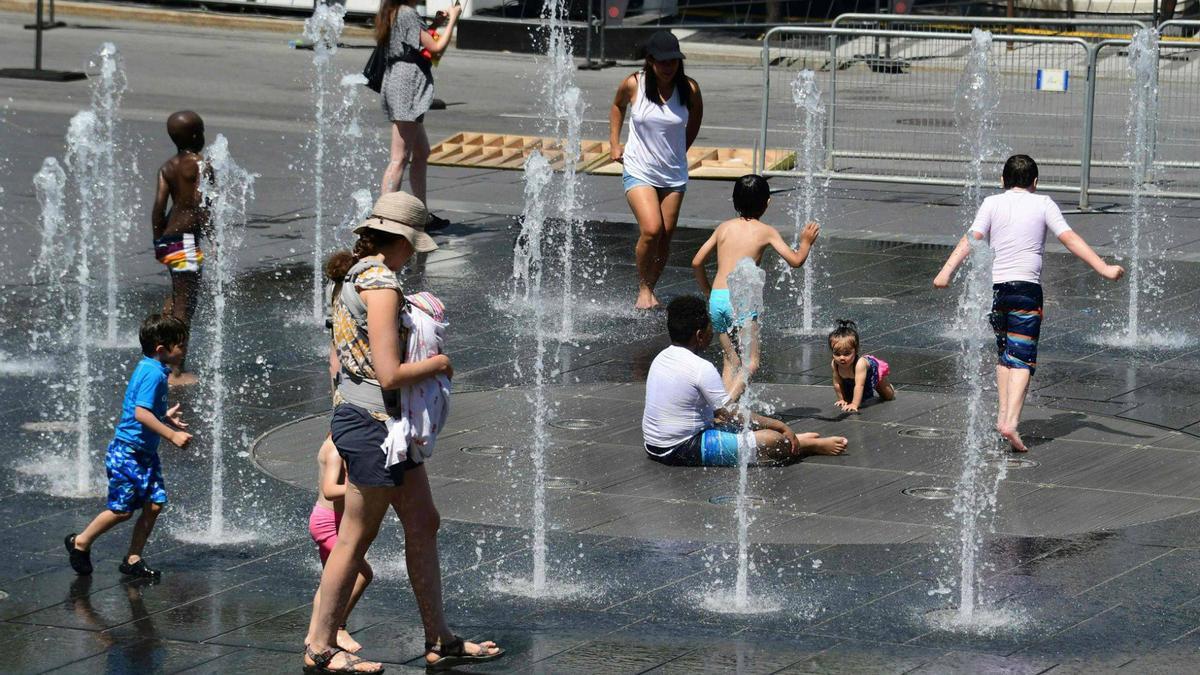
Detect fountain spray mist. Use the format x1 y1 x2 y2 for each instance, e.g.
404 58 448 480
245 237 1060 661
89 43 139 345
788 71 826 334
30 158 68 351
194 135 257 542
511 152 554 593
536 0 587 341
65 112 103 496
304 1 348 321
1120 29 1160 344
946 29 1007 627
728 258 766 609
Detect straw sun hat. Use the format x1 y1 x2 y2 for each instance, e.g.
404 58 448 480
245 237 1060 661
353 191 438 253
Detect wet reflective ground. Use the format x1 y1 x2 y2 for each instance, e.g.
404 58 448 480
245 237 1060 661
4 213 1200 672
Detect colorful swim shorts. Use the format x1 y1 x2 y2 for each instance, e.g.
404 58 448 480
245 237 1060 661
708 289 758 335
645 426 754 467
104 439 168 513
154 233 204 273
990 281 1043 375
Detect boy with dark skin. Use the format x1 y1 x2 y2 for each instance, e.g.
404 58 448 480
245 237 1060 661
151 110 208 386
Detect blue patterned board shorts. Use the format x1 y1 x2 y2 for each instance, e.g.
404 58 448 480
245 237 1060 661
105 439 167 513
991 281 1043 375
646 426 751 467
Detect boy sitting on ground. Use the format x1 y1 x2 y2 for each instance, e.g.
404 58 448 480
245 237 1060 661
65 314 194 580
642 295 847 467
692 174 820 392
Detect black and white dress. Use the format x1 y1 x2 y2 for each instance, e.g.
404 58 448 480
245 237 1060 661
381 5 434 123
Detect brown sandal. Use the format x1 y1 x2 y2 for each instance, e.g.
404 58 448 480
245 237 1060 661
303 645 384 674
424 636 504 670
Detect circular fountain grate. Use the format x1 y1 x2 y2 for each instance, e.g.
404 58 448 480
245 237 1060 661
460 445 509 457
902 486 956 500
21 421 75 434
709 495 767 507
899 427 958 439
986 457 1039 469
545 477 584 489
550 418 604 430
841 297 897 305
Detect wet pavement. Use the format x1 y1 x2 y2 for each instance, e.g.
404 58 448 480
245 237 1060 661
4 213 1200 672
4 10 1200 673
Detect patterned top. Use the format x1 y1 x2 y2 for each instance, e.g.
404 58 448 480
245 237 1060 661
332 260 404 382
381 5 434 122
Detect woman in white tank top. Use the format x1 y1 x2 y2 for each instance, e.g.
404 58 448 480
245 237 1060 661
609 31 704 309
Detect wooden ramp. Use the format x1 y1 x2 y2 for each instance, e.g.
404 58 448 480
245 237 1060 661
430 132 795 180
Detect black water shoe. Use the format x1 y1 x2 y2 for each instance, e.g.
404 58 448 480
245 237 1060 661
426 213 451 232
118 558 161 581
65 534 92 575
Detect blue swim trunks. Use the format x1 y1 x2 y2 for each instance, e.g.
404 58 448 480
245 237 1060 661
708 289 758 335
645 426 752 467
990 281 1043 375
105 439 167 513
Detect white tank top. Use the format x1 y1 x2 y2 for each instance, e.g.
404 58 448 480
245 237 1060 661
623 72 689 188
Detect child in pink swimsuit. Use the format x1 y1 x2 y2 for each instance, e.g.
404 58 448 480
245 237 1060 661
829 319 895 413
304 435 373 654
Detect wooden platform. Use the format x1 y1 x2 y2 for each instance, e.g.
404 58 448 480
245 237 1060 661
429 132 795 180
428 132 610 172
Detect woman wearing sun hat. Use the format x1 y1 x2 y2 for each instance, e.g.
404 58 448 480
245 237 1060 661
305 191 504 673
609 29 704 310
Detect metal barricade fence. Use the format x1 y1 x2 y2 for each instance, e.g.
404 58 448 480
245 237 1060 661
758 20 1200 208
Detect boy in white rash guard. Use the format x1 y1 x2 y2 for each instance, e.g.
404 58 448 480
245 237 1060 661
641 295 847 466
934 154 1124 452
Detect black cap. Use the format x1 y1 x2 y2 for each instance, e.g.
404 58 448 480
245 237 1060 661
645 30 685 61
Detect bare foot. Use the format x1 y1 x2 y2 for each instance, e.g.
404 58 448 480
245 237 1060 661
337 627 362 654
802 435 848 456
168 371 198 387
999 425 1028 452
635 287 660 310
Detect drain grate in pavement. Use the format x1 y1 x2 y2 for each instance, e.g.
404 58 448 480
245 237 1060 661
21 421 75 433
899 427 957 439
841 296 897 305
550 418 604 430
461 445 509 457
896 117 956 128
709 495 767 507
902 486 956 500
986 457 1039 469
545 477 584 489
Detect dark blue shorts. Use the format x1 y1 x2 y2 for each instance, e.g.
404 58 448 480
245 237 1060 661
991 281 1043 375
105 439 167 513
331 403 416 487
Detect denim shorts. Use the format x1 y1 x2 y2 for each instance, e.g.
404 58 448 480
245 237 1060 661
330 403 417 487
991 281 1043 375
622 171 687 195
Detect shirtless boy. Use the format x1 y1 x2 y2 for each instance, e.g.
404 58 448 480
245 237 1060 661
691 174 820 391
151 111 208 385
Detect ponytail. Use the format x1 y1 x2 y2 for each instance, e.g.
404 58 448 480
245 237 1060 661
828 319 860 355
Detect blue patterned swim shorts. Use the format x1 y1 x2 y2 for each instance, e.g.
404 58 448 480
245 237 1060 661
105 439 167 513
991 281 1043 376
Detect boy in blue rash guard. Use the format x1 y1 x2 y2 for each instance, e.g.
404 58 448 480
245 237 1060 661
66 314 193 579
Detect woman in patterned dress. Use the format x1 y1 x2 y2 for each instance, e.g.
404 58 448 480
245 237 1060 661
375 0 461 230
